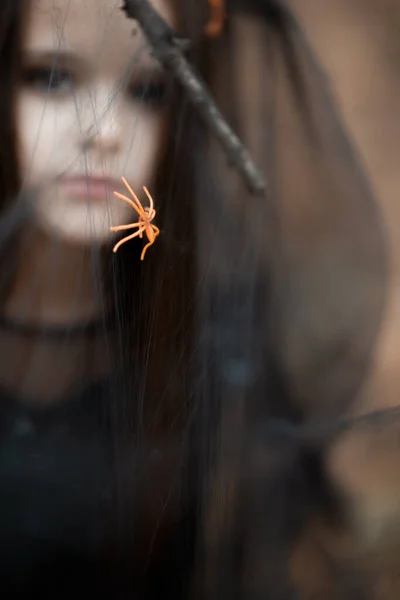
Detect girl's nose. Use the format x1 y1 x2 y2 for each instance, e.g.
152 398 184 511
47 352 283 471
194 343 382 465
80 89 124 157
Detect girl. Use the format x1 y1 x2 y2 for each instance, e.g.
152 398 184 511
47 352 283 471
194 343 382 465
0 0 202 597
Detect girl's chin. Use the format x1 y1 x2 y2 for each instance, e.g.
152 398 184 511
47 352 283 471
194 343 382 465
33 203 119 247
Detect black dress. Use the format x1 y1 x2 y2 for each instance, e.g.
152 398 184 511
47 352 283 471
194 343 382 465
0 322 194 599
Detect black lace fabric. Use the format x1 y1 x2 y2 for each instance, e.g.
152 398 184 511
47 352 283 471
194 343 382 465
192 2 388 599
0 320 114 592
0 318 193 598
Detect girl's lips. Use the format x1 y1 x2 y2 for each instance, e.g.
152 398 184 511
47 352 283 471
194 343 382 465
59 176 120 200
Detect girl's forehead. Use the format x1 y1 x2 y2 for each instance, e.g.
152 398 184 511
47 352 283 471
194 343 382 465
25 0 175 67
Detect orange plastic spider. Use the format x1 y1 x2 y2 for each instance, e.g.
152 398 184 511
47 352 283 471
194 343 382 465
205 0 226 37
110 177 160 260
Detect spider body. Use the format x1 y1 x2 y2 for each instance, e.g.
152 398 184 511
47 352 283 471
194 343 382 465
110 177 160 260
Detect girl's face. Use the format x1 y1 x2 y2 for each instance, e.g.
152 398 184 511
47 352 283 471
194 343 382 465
17 0 175 245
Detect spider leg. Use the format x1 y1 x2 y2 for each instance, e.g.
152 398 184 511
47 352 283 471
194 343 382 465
109 221 142 232
112 226 146 253
140 238 155 261
151 225 160 235
142 186 154 214
121 177 144 213
113 191 143 217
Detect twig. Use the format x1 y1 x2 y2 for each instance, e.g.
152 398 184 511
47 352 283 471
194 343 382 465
121 0 267 196
257 404 400 449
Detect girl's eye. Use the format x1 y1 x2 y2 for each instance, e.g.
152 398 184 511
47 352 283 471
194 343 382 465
22 66 76 95
128 81 169 108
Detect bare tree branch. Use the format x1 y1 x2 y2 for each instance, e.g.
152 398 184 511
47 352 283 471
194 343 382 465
257 404 400 449
121 0 268 196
